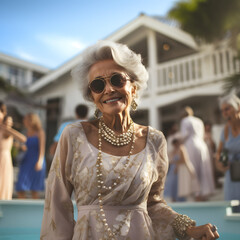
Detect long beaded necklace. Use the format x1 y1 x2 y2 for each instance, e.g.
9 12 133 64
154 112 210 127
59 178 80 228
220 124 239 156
96 119 135 239
100 117 134 146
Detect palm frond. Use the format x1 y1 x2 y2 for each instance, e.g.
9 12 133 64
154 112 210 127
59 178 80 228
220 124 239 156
223 73 240 94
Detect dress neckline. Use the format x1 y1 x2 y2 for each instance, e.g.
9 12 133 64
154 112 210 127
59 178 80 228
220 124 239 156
79 122 149 157
27 135 38 138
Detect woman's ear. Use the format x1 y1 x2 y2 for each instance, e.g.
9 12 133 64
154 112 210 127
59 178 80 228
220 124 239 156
131 84 137 96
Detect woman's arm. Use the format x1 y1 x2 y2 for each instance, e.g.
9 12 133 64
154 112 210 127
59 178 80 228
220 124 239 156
35 129 45 171
147 131 219 240
0 122 26 143
180 119 191 143
179 145 196 177
215 124 229 173
215 141 229 173
40 126 74 239
147 132 179 239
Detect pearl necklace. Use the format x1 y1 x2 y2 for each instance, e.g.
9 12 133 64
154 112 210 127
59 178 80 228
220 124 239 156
96 119 135 238
100 117 134 146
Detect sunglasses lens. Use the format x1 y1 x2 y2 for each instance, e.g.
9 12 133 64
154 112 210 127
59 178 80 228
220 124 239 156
90 79 105 93
111 74 125 88
90 74 127 94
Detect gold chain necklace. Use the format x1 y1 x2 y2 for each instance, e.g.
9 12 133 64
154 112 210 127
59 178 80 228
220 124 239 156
96 120 135 238
100 117 134 146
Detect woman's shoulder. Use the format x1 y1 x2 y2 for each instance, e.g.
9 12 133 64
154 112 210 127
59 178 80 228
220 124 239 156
60 121 83 136
37 129 45 137
134 124 163 136
147 126 166 150
148 126 165 140
80 120 98 133
134 124 165 146
63 120 98 137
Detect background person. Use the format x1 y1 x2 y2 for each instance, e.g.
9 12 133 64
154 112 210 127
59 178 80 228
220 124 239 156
49 104 89 157
173 138 200 201
16 113 46 199
165 137 199 202
166 122 181 161
216 93 240 202
180 106 215 201
0 102 26 200
41 40 219 240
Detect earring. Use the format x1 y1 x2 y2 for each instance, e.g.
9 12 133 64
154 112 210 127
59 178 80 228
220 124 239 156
94 108 100 119
131 99 138 111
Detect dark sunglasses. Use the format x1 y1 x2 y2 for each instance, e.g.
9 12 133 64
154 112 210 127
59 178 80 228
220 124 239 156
89 73 131 94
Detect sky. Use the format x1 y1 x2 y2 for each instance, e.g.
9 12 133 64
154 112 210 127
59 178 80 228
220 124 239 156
0 0 178 69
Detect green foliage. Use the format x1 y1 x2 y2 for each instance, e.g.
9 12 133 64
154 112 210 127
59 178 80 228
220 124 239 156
168 0 240 93
168 0 240 44
223 73 240 94
223 54 240 94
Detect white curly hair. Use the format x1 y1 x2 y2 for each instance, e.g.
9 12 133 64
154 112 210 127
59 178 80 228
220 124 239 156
71 40 149 102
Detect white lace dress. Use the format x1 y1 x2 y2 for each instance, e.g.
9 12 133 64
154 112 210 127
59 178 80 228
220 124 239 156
40 122 182 240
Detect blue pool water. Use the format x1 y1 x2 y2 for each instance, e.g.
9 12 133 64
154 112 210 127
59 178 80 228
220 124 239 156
0 200 240 240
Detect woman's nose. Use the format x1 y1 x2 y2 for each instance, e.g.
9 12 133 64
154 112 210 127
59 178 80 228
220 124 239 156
104 81 115 93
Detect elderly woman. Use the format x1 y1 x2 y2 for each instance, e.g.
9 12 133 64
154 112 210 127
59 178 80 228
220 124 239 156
216 93 240 201
41 41 219 240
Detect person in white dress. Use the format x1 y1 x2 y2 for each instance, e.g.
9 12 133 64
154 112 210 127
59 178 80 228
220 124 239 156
180 107 215 201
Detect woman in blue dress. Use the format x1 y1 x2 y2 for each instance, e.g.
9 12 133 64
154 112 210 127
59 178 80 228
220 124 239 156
16 113 46 199
216 93 240 202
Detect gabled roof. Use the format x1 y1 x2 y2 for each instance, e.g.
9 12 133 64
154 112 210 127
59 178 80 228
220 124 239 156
106 14 197 49
29 13 197 93
0 52 49 73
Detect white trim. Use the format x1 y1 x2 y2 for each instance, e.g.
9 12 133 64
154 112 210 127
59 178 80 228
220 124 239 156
28 53 84 92
0 52 49 73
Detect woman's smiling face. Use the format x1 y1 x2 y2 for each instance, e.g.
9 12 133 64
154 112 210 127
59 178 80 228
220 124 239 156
88 59 136 116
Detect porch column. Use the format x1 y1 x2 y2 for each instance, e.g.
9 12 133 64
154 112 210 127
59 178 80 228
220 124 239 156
149 106 162 130
147 29 160 129
25 70 32 86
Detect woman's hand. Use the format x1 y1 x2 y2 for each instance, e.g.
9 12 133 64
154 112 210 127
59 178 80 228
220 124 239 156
215 158 229 173
186 224 219 240
21 144 27 151
215 152 229 173
4 116 13 128
35 160 43 171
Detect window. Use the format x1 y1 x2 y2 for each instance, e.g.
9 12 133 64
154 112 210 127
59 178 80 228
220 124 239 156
8 66 25 87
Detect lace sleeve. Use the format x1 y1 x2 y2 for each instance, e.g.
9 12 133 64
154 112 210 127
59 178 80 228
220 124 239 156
40 126 74 239
147 131 193 240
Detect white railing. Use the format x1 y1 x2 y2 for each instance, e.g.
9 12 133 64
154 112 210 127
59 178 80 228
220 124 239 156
147 47 240 94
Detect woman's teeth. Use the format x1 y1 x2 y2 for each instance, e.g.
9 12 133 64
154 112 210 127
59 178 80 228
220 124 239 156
105 98 121 103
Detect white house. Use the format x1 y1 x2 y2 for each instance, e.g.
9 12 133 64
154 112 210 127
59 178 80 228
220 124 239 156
0 52 49 90
13 14 240 147
0 52 50 123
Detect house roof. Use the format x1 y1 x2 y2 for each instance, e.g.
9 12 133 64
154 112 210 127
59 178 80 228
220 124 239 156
29 13 197 93
106 14 197 48
0 52 50 73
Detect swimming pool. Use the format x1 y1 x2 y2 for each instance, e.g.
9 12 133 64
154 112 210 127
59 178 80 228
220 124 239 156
0 200 239 239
